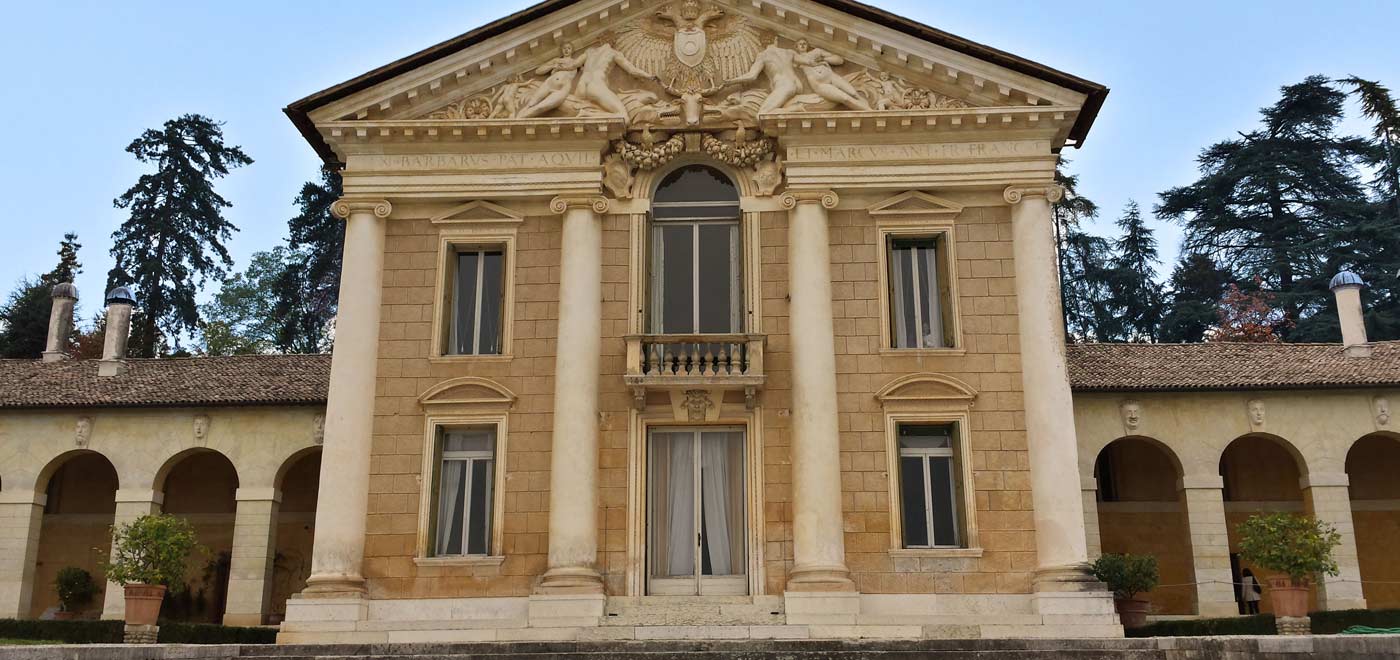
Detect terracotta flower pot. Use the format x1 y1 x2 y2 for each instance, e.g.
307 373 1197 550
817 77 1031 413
122 583 167 626
1266 576 1310 618
1114 597 1150 628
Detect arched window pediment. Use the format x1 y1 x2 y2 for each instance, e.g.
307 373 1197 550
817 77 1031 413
876 373 978 407
418 377 517 409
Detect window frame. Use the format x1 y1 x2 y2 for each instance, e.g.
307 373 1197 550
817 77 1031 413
883 411 980 557
896 424 963 549
876 222 962 354
644 164 747 336
431 231 516 361
416 413 509 565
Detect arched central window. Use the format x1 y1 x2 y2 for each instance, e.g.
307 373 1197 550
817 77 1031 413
650 165 742 334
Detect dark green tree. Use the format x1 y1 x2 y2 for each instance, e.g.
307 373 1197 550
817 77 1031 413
1159 253 1233 343
271 170 343 353
1338 77 1400 341
107 114 252 356
1157 76 1374 341
0 233 84 358
1053 163 1119 341
200 249 295 355
1106 201 1164 341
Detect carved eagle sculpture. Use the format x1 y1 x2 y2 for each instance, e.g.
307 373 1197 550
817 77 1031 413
616 0 762 96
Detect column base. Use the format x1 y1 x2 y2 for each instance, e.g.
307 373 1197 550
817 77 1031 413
301 574 368 599
535 566 604 595
784 590 861 625
1033 563 1105 593
785 564 856 593
527 593 605 628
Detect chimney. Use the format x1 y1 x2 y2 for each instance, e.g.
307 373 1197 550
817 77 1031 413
41 283 77 362
1330 271 1370 358
99 286 137 377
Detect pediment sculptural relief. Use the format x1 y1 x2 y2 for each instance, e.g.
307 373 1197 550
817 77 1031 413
427 0 969 127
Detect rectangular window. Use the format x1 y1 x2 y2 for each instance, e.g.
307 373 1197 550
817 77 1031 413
898 423 963 548
450 249 505 355
432 426 496 556
888 237 950 349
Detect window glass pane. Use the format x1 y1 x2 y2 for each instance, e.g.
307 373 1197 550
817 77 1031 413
478 251 504 355
654 165 739 205
435 460 468 555
444 428 494 453
467 459 493 555
899 424 952 450
890 245 917 348
899 456 929 547
889 238 944 349
649 432 696 577
930 457 959 546
697 224 739 333
454 252 481 354
915 246 939 348
658 225 694 333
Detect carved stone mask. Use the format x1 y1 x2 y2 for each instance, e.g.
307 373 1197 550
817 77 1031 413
193 415 210 442
1248 399 1266 426
74 417 92 448
1376 397 1392 426
1120 401 1141 431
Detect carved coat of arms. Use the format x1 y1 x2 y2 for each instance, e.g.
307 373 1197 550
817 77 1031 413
618 0 761 94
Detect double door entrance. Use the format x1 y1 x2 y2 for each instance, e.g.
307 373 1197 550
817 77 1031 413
647 427 748 595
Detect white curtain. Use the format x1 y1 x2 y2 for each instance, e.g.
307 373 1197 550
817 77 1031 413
700 434 732 575
664 434 695 577
920 246 943 348
435 460 466 555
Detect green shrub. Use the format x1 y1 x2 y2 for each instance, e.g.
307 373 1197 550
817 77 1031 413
1125 613 1276 637
1237 512 1340 582
53 567 97 613
1310 608 1400 635
103 514 205 587
1089 553 1160 600
0 619 123 644
0 619 276 645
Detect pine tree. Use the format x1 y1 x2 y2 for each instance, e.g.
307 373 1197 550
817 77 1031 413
107 114 252 357
271 170 343 353
1053 163 1118 341
1159 253 1233 343
1339 77 1400 341
1157 76 1374 340
1107 201 1164 341
0 233 83 358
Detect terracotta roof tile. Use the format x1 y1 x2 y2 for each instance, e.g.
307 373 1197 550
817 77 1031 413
0 354 330 409
1067 341 1400 391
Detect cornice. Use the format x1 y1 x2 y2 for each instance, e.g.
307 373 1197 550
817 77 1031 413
1002 184 1064 205
760 105 1077 140
321 116 625 148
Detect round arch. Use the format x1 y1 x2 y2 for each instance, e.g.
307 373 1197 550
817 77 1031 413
634 155 755 200
1219 433 1314 614
29 449 119 618
1091 436 1195 615
1346 433 1400 608
268 447 321 624
157 448 239 623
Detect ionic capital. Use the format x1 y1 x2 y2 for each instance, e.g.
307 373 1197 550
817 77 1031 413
780 190 839 210
1003 184 1064 205
331 198 393 219
549 196 610 215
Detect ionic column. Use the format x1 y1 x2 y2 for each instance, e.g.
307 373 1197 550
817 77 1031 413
303 198 391 597
780 191 853 591
0 491 45 619
101 489 163 620
223 488 281 626
1304 472 1367 610
1005 185 1098 589
1179 475 1239 617
537 196 608 594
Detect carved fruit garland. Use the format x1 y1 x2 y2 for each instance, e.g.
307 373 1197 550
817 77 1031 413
701 134 773 168
617 135 685 169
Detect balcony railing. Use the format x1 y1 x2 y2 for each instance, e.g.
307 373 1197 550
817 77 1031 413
624 333 766 409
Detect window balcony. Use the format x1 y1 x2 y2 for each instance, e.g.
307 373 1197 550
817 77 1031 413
624 333 766 410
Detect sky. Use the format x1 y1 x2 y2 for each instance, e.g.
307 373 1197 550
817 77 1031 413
2 1 1398 324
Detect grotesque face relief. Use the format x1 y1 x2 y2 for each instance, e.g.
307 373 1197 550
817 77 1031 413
561 43 574 57
795 38 810 53
74 417 92 448
193 415 210 444
1247 399 1266 427
1120 400 1142 432
1376 397 1392 427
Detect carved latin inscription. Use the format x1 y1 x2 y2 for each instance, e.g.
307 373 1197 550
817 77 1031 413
788 141 1045 163
369 152 596 171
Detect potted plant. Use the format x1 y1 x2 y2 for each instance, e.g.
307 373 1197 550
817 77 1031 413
1089 552 1159 628
1237 512 1340 618
53 567 97 620
102 514 204 627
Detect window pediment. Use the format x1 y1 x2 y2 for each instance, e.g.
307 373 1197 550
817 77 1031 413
418 377 517 409
431 200 523 225
868 191 963 217
876 373 978 406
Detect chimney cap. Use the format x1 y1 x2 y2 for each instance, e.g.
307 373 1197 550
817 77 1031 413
1330 271 1367 290
50 282 78 300
105 286 137 305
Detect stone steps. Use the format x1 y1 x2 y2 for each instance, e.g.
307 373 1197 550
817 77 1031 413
601 596 785 627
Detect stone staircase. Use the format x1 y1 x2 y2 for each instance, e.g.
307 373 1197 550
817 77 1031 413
601 596 786 627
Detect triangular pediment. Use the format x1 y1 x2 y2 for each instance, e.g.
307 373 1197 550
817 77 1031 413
303 0 1093 135
868 191 963 216
431 200 524 225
